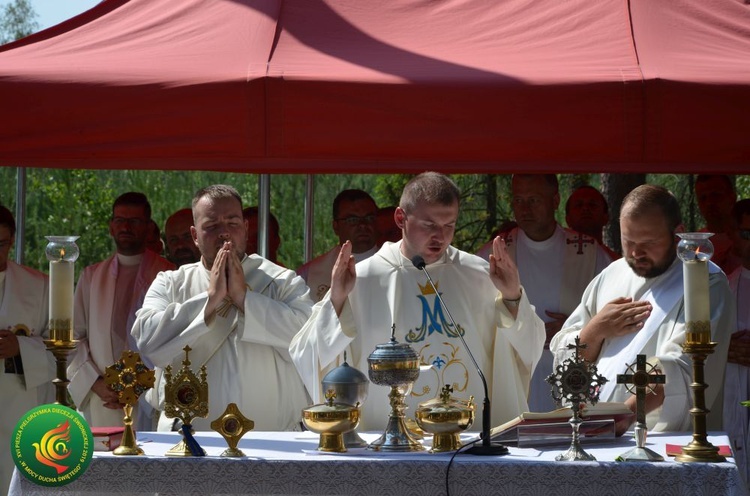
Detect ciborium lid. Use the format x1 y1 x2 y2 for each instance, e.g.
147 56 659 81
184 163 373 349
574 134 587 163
416 385 475 420
302 390 361 435
367 324 419 365
322 353 369 386
367 325 420 386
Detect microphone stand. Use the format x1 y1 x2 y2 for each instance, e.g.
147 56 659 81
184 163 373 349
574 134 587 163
412 256 508 456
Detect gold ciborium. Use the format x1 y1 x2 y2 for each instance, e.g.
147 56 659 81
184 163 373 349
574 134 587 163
416 385 475 452
302 390 360 453
321 352 369 448
104 350 155 455
367 325 424 452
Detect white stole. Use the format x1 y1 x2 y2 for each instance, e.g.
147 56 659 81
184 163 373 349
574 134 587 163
88 256 119 370
597 263 684 399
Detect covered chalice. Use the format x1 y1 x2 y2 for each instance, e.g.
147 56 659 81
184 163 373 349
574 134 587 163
416 384 475 452
322 352 369 447
302 390 360 453
367 324 424 452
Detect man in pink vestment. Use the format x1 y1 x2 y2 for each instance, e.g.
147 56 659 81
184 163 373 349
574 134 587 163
69 192 174 429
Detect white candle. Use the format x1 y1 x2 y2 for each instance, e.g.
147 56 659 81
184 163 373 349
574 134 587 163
49 259 74 341
683 258 710 341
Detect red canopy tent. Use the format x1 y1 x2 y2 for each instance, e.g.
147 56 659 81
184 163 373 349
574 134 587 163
0 0 748 173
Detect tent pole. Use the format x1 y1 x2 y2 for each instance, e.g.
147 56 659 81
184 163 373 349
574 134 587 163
14 167 26 266
258 174 270 259
304 175 314 263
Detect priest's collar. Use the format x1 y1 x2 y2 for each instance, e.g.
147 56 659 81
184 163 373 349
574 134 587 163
117 252 144 266
389 240 451 268
352 245 377 263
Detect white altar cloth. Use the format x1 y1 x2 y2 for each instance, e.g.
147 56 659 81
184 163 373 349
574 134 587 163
9 430 747 496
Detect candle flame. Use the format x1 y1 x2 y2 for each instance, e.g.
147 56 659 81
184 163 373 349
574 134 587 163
60 248 65 258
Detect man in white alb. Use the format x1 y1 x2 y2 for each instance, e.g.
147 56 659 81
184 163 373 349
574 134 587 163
133 185 313 431
297 189 379 302
291 172 545 431
69 192 174 429
723 198 750 485
478 175 612 412
551 184 733 432
0 205 53 496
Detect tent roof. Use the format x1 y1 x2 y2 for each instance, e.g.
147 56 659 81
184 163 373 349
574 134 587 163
0 0 747 173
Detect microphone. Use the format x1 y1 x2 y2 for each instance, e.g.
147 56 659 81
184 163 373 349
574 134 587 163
411 255 508 456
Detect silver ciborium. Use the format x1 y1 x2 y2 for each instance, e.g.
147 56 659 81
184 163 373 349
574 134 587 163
367 324 424 452
322 352 369 447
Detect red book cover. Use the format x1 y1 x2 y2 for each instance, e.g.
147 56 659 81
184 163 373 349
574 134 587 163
91 426 125 451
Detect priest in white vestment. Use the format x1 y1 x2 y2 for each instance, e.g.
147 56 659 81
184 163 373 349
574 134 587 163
133 185 313 431
723 198 750 486
551 185 733 432
297 190 379 302
68 193 175 429
0 206 54 496
478 175 612 412
291 173 545 432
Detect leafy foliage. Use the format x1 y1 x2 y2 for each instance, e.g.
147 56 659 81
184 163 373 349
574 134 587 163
0 169 747 278
0 0 38 44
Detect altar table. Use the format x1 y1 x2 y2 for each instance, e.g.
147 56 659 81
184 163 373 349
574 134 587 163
9 431 747 496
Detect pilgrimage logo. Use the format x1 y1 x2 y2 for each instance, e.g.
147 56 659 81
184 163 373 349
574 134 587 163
12 404 93 487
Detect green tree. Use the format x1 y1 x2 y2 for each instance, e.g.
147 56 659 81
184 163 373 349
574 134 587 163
0 0 38 44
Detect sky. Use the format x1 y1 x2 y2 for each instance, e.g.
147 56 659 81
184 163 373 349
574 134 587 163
1 0 101 32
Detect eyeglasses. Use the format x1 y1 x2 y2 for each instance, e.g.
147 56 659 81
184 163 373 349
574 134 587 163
112 217 146 227
739 229 750 241
336 215 376 226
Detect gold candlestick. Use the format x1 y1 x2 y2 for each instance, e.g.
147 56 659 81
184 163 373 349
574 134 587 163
44 235 80 408
675 233 724 463
675 341 725 463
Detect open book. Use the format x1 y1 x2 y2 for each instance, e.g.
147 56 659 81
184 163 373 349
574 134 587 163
490 402 634 445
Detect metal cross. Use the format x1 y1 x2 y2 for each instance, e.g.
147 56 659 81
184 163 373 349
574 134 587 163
615 354 666 462
616 355 666 425
566 234 595 255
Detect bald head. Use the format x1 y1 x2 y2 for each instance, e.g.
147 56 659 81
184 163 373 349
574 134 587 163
165 208 200 266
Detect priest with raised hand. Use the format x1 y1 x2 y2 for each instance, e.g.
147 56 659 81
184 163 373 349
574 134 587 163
551 184 734 432
290 172 545 432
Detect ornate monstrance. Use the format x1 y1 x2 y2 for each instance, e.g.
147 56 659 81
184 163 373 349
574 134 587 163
104 350 155 455
546 336 607 461
164 346 209 456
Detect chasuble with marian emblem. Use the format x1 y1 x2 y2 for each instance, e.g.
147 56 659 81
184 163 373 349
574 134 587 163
291 240 545 432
